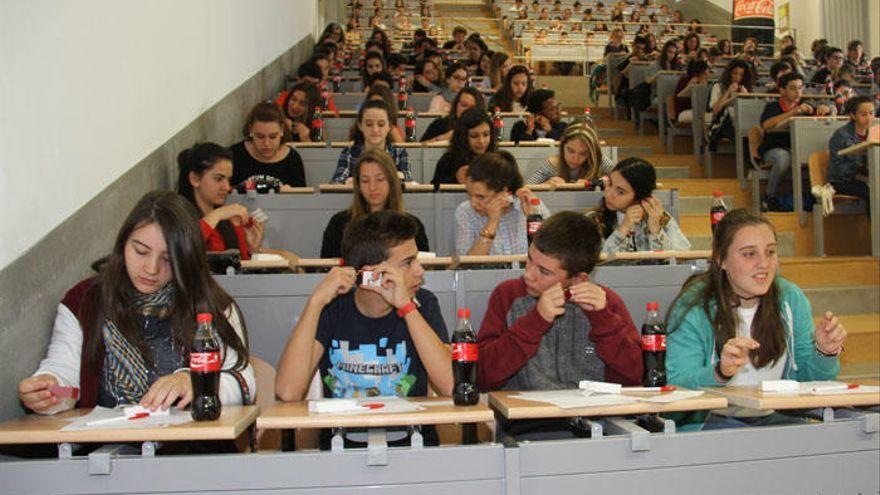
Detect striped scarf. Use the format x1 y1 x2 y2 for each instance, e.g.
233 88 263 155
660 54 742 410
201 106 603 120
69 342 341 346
101 283 176 405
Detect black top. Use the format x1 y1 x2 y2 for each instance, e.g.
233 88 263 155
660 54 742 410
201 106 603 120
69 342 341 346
810 68 832 86
230 141 307 188
420 116 452 142
315 287 449 398
510 120 567 143
321 210 431 258
758 100 807 153
432 150 470 185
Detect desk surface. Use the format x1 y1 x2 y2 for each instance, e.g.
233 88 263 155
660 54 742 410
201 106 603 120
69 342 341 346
489 390 727 420
257 397 494 429
839 140 880 156
0 406 259 445
705 384 880 410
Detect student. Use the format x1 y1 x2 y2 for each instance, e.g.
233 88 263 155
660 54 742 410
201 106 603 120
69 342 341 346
230 102 306 190
603 28 629 56
810 47 845 86
275 211 452 445
177 142 300 265
707 59 753 148
364 85 405 143
428 61 469 114
455 151 544 256
666 209 844 426
18 191 254 414
682 32 701 60
283 82 319 143
645 40 684 82
759 72 834 211
477 211 643 392
321 149 430 258
828 96 876 208
670 59 711 125
421 86 486 143
481 52 513 92
361 52 387 90
845 40 870 74
297 60 323 86
331 100 412 184
587 157 691 254
490 65 533 113
432 108 497 185
413 57 443 93
527 122 614 184
443 25 467 51
510 89 567 142
464 34 488 72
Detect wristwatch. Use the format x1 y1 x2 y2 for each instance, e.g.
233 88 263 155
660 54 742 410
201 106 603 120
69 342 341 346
479 227 496 240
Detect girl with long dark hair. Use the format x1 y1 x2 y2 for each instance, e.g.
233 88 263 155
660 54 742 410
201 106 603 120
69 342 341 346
432 108 498 185
19 191 253 414
586 157 690 254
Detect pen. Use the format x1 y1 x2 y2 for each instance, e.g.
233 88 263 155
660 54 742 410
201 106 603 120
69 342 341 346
84 412 150 426
810 383 859 393
625 386 677 392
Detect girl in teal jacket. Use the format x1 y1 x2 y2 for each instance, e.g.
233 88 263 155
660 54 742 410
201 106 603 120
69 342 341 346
666 209 846 425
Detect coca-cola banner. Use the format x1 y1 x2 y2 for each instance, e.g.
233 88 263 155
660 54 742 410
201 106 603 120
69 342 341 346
733 0 775 21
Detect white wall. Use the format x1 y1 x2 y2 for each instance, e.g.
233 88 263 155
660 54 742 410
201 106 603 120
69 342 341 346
0 0 318 269
787 0 822 49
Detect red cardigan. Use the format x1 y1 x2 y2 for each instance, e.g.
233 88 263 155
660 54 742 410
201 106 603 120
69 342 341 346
61 278 103 408
199 219 250 260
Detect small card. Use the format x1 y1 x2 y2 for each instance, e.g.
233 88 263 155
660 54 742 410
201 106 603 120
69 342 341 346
760 380 799 393
579 380 622 394
308 399 359 414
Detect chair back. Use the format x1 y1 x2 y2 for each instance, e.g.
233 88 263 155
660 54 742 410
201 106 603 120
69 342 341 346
807 150 830 188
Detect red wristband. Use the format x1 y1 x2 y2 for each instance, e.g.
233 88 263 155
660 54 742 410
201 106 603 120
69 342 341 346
397 300 418 318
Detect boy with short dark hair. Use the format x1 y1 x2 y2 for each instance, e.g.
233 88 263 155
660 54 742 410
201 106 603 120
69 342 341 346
477 211 643 392
510 89 568 142
276 210 452 406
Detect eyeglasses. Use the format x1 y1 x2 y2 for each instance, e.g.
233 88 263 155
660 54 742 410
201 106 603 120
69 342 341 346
251 133 281 141
450 73 468 82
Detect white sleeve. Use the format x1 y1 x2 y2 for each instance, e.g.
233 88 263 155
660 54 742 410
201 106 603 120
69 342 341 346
218 305 256 406
33 304 83 388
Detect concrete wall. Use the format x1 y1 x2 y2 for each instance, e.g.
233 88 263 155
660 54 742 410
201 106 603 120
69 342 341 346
0 2 324 422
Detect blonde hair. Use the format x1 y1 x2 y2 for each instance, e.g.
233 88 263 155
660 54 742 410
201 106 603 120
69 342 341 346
348 148 404 219
553 122 603 181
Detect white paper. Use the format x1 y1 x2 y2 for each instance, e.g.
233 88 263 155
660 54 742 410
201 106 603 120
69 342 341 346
250 253 285 262
308 397 426 415
630 390 705 404
308 399 359 413
511 390 637 409
123 405 169 418
760 380 799 392
578 380 622 394
760 381 880 396
61 406 192 431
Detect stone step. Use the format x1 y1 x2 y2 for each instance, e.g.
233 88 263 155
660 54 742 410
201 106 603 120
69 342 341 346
679 195 736 215
813 314 879 366
679 212 814 256
803 285 880 317
779 257 879 287
839 362 880 381
687 231 796 257
655 167 691 179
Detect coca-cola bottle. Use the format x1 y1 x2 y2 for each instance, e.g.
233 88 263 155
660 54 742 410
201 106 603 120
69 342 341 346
452 308 479 406
332 73 342 93
398 74 407 93
492 107 504 142
397 86 408 111
466 74 473 88
191 313 222 421
641 302 667 387
710 190 727 235
320 86 330 110
311 107 324 142
584 176 606 191
583 106 593 125
405 108 417 142
526 197 543 244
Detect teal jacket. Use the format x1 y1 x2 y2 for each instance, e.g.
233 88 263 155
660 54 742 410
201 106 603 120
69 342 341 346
666 277 839 389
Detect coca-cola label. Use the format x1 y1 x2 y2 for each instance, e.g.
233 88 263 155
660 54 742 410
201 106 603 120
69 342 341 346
405 119 416 128
711 211 725 225
312 118 323 129
494 119 504 128
641 334 666 352
527 220 542 234
452 343 478 362
191 352 221 372
398 93 406 101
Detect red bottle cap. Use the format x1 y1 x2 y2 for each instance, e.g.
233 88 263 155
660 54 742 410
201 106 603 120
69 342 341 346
712 190 723 197
457 308 471 318
197 313 213 324
530 197 540 205
646 302 659 311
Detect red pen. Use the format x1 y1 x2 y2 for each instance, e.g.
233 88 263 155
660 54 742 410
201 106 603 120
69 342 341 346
361 403 385 410
128 412 150 420
626 385 677 393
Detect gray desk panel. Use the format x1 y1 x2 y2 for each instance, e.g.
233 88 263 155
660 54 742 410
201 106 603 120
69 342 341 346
733 96 775 184
228 188 678 258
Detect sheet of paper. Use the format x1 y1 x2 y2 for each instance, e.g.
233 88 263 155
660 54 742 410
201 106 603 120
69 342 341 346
510 390 637 409
61 406 192 431
630 390 705 404
309 397 426 415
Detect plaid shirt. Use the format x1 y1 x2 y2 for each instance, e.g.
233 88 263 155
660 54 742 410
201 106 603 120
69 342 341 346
455 201 528 256
330 144 412 184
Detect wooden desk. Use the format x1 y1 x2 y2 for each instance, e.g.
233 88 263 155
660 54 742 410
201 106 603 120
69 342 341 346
257 398 492 430
0 406 259 445
839 140 880 256
240 258 291 272
605 250 712 263
489 390 727 420
705 385 880 411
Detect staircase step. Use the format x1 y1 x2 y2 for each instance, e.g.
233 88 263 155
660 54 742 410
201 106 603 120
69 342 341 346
779 257 879 287
655 167 691 179
688 232 796 257
679 212 814 256
839 362 880 381
813 314 880 366
679 195 736 215
803 285 880 316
